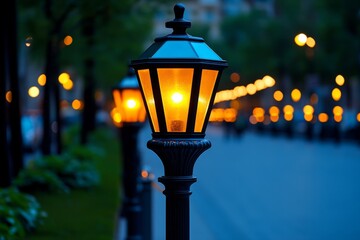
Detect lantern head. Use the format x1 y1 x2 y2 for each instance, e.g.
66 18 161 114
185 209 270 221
112 68 146 126
131 3 227 138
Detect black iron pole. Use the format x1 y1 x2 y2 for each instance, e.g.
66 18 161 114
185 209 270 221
147 139 211 240
119 124 142 240
141 173 153 240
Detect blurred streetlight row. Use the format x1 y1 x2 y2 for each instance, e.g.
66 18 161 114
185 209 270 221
214 75 276 103
248 105 359 125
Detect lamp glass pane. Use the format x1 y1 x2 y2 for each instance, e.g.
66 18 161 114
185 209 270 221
112 89 123 123
157 68 194 132
121 89 146 122
138 69 160 132
194 69 218 132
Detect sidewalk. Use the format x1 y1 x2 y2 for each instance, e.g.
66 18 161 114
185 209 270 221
118 125 360 240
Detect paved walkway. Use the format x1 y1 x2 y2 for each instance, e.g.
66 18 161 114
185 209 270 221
120 125 360 240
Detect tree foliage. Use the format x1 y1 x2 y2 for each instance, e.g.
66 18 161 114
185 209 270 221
19 0 153 91
208 0 360 89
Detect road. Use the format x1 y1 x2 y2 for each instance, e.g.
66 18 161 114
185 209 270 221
138 125 360 240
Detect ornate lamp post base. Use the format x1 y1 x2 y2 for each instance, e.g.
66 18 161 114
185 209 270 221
147 139 211 240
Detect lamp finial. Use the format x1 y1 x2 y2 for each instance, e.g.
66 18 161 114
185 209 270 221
165 3 191 35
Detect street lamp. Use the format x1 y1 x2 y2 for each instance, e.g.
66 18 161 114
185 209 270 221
131 3 227 240
112 67 146 240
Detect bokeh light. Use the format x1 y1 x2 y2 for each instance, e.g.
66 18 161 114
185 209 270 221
58 72 70 84
72 99 83 110
230 72 240 83
294 33 307 46
246 83 257 95
306 37 316 48
28 86 40 98
63 79 74 90
254 79 265 91
333 106 343 116
303 105 314 115
318 113 328 123
291 89 301 102
335 75 345 86
331 88 341 101
64 35 73 46
273 90 283 102
6 91 12 103
38 74 46 86
263 75 275 87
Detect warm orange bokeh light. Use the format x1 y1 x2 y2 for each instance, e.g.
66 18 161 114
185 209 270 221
291 89 301 102
263 75 275 87
246 83 257 95
64 35 73 46
230 72 240 83
303 105 314 115
270 115 279 122
273 90 283 102
38 74 46 86
335 75 345 86
224 108 237 122
294 33 307 46
334 115 342 123
63 79 74 90
269 106 280 116
304 114 313 122
253 107 265 117
357 113 360 122
254 79 265 91
5 91 12 103
283 105 294 114
333 106 343 116
318 113 329 123
141 170 149 178
58 72 70 84
72 99 83 110
306 37 316 48
284 113 293 121
332 88 341 101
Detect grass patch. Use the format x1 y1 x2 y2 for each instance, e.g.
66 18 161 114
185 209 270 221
27 127 121 240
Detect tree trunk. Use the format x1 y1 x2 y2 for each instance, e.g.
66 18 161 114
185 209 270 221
7 0 24 176
42 0 62 155
80 18 96 144
0 6 11 187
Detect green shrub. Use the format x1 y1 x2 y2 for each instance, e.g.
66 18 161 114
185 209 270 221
35 154 100 189
13 168 69 193
14 151 100 194
65 144 104 162
0 188 46 239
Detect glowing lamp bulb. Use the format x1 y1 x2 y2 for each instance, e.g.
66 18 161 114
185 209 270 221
171 92 183 104
126 99 137 109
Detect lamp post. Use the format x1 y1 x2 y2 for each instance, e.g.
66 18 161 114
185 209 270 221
131 4 227 240
112 67 146 240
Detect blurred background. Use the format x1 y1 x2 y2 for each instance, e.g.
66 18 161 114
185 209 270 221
1 0 360 239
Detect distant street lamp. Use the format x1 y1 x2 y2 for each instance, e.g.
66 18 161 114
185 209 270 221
112 67 146 240
131 3 227 240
